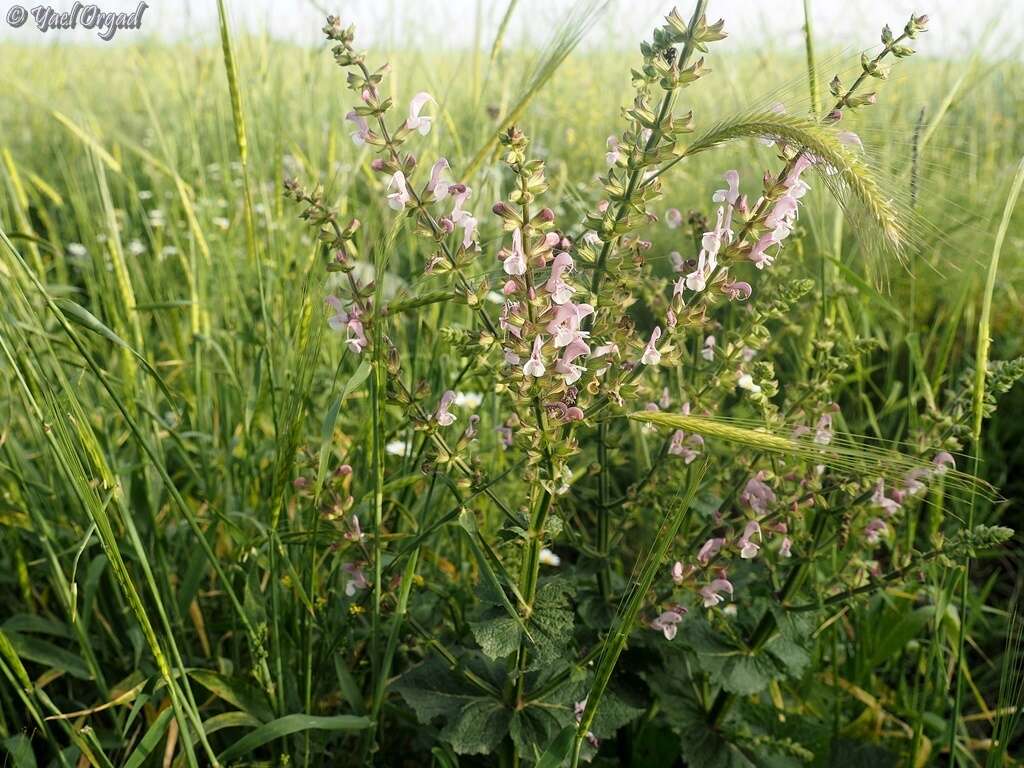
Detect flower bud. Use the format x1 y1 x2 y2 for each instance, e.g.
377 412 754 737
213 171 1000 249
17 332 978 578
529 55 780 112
535 207 555 224
370 158 387 172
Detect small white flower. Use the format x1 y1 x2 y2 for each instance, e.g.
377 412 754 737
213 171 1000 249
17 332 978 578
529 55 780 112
539 548 561 567
67 242 87 257
385 440 411 457
454 392 483 409
737 373 761 394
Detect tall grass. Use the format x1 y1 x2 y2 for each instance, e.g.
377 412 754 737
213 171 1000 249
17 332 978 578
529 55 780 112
0 7 1021 765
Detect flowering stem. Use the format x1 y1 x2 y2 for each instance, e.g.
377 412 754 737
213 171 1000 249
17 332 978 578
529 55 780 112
587 0 706 300
596 423 612 599
355 61 500 340
368 312 387 749
786 546 946 612
708 493 844 727
571 461 708 767
729 28 914 247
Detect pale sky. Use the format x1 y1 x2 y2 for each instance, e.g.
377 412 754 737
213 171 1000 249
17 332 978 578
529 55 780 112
1 0 1017 56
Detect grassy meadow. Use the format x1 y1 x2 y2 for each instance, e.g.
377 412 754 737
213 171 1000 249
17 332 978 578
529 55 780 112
0 2 1022 766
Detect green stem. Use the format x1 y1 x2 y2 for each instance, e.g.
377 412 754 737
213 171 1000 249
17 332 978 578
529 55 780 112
707 501 831 727
801 0 820 116
571 461 708 766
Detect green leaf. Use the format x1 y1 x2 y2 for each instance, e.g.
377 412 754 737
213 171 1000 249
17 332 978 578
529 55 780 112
201 711 263 735
717 652 777 695
342 358 372 401
216 714 372 761
431 745 460 768
3 630 91 680
868 606 935 667
470 611 522 660
54 298 177 407
511 706 568 760
590 689 644 738
527 580 576 668
536 726 576 768
334 654 366 715
2 735 37 768
441 700 511 755
189 670 275 723
394 655 488 724
122 707 174 768
764 613 813 678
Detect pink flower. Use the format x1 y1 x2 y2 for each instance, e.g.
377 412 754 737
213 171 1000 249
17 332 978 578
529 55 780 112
523 336 546 378
544 252 576 304
865 517 887 545
665 208 683 229
786 154 814 187
872 480 901 516
497 426 514 448
671 561 695 584
346 110 372 146
685 247 716 292
500 301 524 339
326 296 368 353
650 609 686 640
641 327 662 366
838 131 863 151
902 467 930 497
459 214 478 249
814 411 834 446
574 699 599 748
546 302 593 347
700 578 733 608
697 537 725 565
426 158 451 201
701 335 716 361
386 171 410 210
713 170 741 206
669 251 685 272
405 92 434 135
668 430 703 464
605 135 620 166
740 473 775 514
779 537 793 558
933 451 956 472
344 514 365 543
343 563 369 596
503 228 528 276
434 390 456 426
738 520 762 559
721 279 752 301
555 337 590 385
